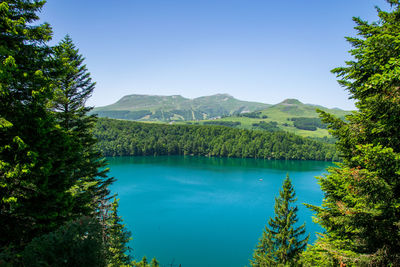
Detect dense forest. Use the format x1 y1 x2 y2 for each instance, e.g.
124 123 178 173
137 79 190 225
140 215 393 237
203 120 241 127
94 118 338 160
252 121 281 131
289 117 327 131
236 111 268 119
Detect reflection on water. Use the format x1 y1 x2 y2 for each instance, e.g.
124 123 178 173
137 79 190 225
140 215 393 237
107 155 332 172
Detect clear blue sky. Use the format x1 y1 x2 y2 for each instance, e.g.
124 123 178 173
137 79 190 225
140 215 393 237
40 0 389 110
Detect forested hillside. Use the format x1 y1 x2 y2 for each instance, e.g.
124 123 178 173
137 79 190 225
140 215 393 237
95 118 338 161
190 98 351 138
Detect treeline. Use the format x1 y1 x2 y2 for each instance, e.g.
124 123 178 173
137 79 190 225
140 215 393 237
203 121 241 127
236 111 268 119
95 118 339 161
289 117 327 131
252 121 280 131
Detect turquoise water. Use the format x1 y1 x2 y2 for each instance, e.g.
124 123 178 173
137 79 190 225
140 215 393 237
108 156 332 267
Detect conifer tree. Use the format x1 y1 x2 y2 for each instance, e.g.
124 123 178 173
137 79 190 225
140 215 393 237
52 35 114 217
0 2 116 264
305 0 400 265
251 175 309 266
0 0 77 255
132 256 160 267
106 198 132 266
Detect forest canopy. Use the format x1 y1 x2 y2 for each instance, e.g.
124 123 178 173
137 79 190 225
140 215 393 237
94 118 338 161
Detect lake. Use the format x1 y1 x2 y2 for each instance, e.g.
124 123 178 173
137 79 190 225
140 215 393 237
108 156 332 267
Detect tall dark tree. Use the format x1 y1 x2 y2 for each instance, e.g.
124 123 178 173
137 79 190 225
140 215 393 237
0 0 76 255
305 1 400 265
52 35 114 217
52 35 95 129
251 175 308 266
0 2 116 264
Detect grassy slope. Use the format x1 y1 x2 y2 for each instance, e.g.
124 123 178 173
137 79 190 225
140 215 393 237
94 94 191 111
92 94 270 121
181 99 351 138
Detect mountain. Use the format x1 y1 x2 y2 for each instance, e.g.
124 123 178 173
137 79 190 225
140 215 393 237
92 94 270 121
261 98 349 119
187 98 351 138
93 94 351 138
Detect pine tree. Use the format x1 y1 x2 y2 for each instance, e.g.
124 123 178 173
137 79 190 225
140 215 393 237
0 2 116 264
52 36 139 265
305 0 400 265
0 0 77 255
106 198 132 266
52 35 114 217
251 175 309 266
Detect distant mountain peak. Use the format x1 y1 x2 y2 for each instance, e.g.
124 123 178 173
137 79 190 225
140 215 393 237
280 99 303 105
213 93 233 97
119 94 185 99
93 93 269 121
194 93 233 99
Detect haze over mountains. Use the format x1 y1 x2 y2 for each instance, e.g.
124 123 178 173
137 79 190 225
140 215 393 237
92 93 349 123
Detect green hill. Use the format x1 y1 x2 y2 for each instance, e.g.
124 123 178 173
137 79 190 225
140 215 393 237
93 94 351 138
187 99 351 138
92 94 270 121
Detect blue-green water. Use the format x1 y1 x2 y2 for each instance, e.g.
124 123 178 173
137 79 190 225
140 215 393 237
108 156 332 267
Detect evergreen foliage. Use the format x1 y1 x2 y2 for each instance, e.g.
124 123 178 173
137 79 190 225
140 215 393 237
0 1 132 265
289 117 327 131
52 35 114 218
203 120 241 127
0 0 77 254
305 1 400 265
252 121 280 132
251 175 309 266
95 118 338 161
21 217 105 267
237 111 267 119
131 256 159 267
106 198 132 266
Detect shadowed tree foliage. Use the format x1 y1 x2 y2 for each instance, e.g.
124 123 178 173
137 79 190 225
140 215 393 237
0 0 77 255
304 1 400 265
0 1 131 265
251 175 308 266
21 217 106 267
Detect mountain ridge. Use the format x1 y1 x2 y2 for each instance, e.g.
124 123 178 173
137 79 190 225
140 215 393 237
92 93 271 121
187 97 351 138
92 94 350 130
